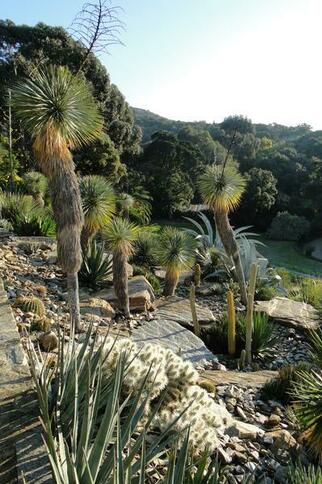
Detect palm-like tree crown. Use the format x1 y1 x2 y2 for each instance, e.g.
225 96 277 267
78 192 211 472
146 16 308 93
11 65 103 163
199 164 246 213
80 175 115 232
157 227 196 272
103 217 139 256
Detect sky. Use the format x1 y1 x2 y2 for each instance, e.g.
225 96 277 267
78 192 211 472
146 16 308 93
2 0 322 128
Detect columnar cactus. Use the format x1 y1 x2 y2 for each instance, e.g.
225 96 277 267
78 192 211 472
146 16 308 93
227 289 236 355
194 263 201 287
245 263 258 365
189 283 200 336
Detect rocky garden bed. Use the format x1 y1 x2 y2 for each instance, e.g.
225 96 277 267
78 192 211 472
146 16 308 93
2 235 321 482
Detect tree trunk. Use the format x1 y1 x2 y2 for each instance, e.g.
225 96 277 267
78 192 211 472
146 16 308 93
67 272 81 332
163 269 179 296
214 211 247 305
81 225 95 253
113 249 130 317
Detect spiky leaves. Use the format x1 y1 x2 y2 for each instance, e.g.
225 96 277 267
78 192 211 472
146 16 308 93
103 217 139 316
199 164 246 214
157 227 196 296
292 370 322 457
11 65 103 167
80 175 115 250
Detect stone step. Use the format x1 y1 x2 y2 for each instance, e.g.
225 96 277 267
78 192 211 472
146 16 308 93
200 369 278 389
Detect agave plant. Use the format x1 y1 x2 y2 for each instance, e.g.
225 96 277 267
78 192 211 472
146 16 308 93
239 312 278 359
184 212 268 282
156 227 196 296
79 175 115 251
286 463 322 483
0 191 35 222
79 240 113 289
26 326 221 483
309 328 322 367
103 217 139 316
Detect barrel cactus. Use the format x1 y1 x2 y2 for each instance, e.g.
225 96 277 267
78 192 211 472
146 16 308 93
14 295 46 318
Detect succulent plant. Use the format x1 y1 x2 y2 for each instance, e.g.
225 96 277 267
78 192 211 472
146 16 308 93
14 295 45 318
102 337 227 455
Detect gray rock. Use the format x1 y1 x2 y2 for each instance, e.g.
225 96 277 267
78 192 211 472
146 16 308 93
94 276 155 311
132 319 216 367
155 295 215 329
256 297 320 331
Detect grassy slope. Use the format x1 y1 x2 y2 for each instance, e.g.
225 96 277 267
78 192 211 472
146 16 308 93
259 236 322 277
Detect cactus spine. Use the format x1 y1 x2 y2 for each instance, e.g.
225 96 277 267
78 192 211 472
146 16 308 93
194 263 201 287
189 283 200 336
245 262 258 366
227 289 236 356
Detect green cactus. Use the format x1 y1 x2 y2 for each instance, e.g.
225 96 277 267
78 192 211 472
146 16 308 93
30 317 51 332
227 289 236 356
14 295 45 318
245 263 258 365
189 283 200 336
194 263 201 287
239 349 246 370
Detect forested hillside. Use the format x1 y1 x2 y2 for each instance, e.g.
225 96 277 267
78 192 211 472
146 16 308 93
133 108 322 237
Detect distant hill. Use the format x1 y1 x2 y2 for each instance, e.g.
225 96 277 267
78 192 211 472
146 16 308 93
132 107 314 144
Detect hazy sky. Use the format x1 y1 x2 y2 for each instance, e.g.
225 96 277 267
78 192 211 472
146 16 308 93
2 0 322 128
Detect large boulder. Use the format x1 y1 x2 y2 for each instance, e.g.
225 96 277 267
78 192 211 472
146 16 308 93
255 297 320 331
94 276 155 312
80 298 115 319
132 318 216 367
155 296 215 329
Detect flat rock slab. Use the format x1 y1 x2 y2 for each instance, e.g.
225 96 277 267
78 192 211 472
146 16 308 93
200 370 278 389
132 319 217 367
155 296 215 329
93 275 155 311
255 297 320 331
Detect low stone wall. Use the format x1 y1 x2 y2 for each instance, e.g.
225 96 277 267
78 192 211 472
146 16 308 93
0 278 52 483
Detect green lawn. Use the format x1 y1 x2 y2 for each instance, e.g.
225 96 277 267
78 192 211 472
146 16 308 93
258 236 322 277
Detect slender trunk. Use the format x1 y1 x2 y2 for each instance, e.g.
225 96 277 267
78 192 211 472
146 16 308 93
81 225 95 253
113 249 130 317
163 269 179 296
67 272 81 332
214 211 247 305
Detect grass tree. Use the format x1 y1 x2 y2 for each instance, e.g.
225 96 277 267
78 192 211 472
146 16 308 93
103 217 139 317
12 66 103 331
157 227 196 296
199 164 247 304
79 175 115 251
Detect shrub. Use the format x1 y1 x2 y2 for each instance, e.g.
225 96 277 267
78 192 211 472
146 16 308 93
13 295 45 318
267 211 310 241
13 210 56 236
0 218 13 231
286 463 322 483
255 281 278 301
0 192 34 222
79 241 112 289
261 362 312 404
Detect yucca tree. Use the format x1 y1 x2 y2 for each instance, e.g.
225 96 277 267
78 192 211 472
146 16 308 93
12 66 103 331
79 175 115 251
199 164 247 304
103 217 139 317
157 227 196 296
